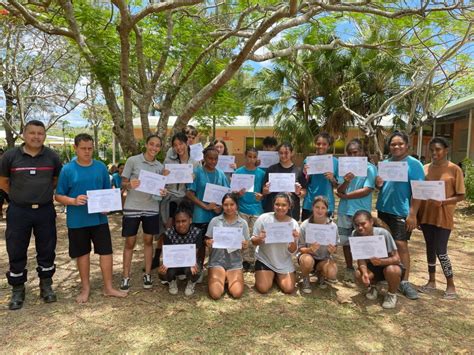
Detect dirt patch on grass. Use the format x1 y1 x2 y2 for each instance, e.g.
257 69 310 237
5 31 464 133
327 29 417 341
0 204 473 353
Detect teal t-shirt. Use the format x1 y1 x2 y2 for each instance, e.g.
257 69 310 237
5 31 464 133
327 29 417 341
187 165 229 223
234 166 265 216
375 155 425 217
303 156 339 212
337 162 377 216
56 160 110 228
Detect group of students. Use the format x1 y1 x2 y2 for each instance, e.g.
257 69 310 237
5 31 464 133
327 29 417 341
2 120 465 311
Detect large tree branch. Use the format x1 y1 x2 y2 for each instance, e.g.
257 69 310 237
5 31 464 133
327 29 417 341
131 0 203 26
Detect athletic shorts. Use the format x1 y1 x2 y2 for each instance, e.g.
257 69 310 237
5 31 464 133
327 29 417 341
68 223 113 258
208 250 243 271
337 214 353 246
378 211 411 241
254 259 273 272
122 214 160 237
367 262 405 282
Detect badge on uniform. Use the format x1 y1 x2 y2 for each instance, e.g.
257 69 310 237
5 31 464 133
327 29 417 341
30 169 36 175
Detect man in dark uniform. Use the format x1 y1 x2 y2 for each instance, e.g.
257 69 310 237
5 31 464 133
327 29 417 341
0 120 62 310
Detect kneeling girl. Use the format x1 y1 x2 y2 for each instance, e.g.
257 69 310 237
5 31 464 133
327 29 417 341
205 193 250 299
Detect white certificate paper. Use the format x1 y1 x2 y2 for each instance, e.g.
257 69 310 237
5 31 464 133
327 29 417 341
411 180 446 201
264 222 294 244
378 161 408 182
135 170 167 195
258 151 279 168
202 183 231 205
217 155 235 173
230 174 255 193
190 143 204 162
269 173 295 193
338 157 368 177
165 164 194 184
212 227 243 249
305 223 337 246
86 188 122 214
162 244 196 268
306 155 334 175
349 236 388 260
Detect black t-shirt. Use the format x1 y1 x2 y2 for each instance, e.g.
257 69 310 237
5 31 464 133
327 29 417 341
0 145 62 205
263 163 307 221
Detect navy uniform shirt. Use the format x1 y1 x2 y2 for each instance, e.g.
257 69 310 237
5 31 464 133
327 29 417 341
0 145 62 205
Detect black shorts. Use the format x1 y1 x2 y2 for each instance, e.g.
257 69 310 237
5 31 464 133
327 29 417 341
122 214 160 237
378 211 411 241
367 262 405 282
297 254 326 270
68 223 113 258
254 259 273 272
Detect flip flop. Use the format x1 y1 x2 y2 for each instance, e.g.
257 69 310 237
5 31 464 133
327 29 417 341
418 285 437 294
443 291 458 300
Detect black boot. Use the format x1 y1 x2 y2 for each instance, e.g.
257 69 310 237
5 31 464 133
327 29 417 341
8 284 25 310
39 278 57 303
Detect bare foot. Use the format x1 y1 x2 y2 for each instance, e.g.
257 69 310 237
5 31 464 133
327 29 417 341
103 287 128 298
76 288 90 304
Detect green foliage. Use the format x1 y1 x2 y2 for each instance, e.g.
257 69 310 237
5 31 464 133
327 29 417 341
462 158 474 203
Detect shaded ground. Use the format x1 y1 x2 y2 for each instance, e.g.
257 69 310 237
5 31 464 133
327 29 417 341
1 203 473 353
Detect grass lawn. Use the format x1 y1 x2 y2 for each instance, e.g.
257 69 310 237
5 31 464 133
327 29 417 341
1 203 473 353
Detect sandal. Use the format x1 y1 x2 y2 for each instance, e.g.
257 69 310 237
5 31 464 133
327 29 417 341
418 285 437 294
443 291 458 300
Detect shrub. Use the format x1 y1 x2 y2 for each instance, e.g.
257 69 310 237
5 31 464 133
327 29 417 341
462 158 474 202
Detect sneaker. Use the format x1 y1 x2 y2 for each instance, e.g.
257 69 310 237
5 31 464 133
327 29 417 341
168 280 178 295
143 274 153 289
382 292 398 309
120 277 131 292
398 281 419 300
301 277 312 294
318 277 327 289
177 274 187 281
184 280 196 296
366 286 378 300
343 268 355 283
160 279 169 285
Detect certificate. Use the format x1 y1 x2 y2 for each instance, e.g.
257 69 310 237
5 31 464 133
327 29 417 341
162 244 196 268
349 236 388 260
305 223 337 245
264 222 294 244
411 180 446 201
135 170 167 195
306 155 334 175
378 161 408 182
258 151 279 168
165 164 194 184
190 143 204 162
86 188 122 214
202 183 231 205
212 227 243 249
338 157 368 177
268 173 295 193
217 155 235 173
230 174 255 192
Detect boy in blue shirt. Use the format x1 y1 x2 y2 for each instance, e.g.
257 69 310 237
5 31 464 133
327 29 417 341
234 147 265 271
336 139 377 284
55 133 126 303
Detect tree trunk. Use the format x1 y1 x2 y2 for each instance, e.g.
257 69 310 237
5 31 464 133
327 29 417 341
93 125 99 152
2 83 16 148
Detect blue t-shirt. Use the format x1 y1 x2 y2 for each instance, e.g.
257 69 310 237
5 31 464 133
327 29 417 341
303 156 339 212
112 172 122 189
337 162 377 216
234 166 265 216
56 160 110 228
187 165 229 224
376 155 425 217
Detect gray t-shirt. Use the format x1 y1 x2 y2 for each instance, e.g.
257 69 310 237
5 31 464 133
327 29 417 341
298 219 339 260
122 153 164 216
206 214 250 269
253 212 300 273
351 226 398 257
